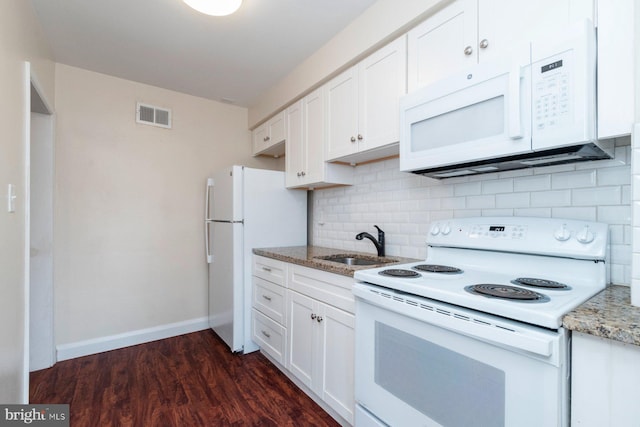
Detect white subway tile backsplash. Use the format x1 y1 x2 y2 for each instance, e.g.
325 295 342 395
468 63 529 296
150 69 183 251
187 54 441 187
530 190 572 207
599 165 631 186
496 192 530 208
454 181 482 196
311 153 631 285
551 207 596 221
572 186 621 206
482 179 514 194
514 175 551 192
551 170 596 189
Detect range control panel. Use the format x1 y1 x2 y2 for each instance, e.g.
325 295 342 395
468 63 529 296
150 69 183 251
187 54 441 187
427 217 608 260
468 224 528 239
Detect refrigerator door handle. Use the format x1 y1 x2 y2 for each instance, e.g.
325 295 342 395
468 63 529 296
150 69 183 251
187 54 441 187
205 178 214 264
205 178 214 220
205 220 213 263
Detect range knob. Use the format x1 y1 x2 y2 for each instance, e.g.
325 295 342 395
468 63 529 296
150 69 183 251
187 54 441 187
554 224 571 242
441 223 452 235
576 226 595 244
430 224 441 236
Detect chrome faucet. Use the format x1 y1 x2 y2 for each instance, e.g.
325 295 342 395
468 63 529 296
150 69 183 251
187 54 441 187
356 225 385 257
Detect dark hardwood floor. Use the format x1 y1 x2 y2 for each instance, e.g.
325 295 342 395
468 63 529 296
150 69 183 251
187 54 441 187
30 330 340 427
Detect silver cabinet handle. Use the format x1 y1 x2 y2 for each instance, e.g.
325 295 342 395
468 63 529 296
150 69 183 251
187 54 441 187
316 316 323 323
350 136 356 142
479 39 489 49
262 295 272 301
297 172 301 177
262 266 272 272
261 330 271 338
464 45 473 55
357 134 363 140
300 171 306 176
311 313 317 320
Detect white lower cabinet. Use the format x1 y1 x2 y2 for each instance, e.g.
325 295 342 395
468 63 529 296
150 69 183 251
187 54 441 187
571 331 640 426
252 255 355 426
252 256 288 365
287 290 355 426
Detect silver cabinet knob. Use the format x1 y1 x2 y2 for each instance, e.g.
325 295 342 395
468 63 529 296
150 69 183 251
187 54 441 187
479 39 489 49
300 171 306 176
357 134 363 140
464 46 473 55
311 313 317 320
296 172 301 177
316 316 323 323
350 136 356 142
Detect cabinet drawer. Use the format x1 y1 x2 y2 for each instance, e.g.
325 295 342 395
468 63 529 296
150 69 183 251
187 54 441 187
253 255 286 286
288 264 355 314
252 309 286 365
253 276 286 325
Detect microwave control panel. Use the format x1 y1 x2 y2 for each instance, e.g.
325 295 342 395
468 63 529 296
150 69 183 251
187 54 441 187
532 53 572 132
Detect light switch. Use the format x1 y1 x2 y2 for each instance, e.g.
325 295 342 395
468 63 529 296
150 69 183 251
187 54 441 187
7 184 16 213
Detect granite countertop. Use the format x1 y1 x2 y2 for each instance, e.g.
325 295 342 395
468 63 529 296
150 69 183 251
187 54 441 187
563 285 640 346
252 245 418 277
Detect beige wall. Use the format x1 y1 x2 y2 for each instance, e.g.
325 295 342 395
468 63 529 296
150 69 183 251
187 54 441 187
0 1 55 403
247 0 446 128
54 64 281 346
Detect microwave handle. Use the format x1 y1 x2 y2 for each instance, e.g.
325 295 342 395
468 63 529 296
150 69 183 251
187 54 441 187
508 65 524 139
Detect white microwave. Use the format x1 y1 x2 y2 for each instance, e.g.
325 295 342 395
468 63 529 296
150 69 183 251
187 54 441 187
400 20 613 179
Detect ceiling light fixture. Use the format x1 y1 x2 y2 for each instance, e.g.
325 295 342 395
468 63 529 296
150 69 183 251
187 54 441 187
183 0 242 16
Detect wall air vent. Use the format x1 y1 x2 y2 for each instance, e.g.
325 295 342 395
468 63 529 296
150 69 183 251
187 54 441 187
136 102 172 129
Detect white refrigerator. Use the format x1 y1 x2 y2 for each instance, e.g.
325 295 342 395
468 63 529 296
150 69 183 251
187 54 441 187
205 165 307 353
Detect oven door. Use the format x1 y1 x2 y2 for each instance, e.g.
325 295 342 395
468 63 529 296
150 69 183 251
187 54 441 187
399 58 531 176
354 283 568 427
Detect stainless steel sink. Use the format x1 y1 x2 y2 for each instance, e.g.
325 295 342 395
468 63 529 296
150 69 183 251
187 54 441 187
316 254 397 266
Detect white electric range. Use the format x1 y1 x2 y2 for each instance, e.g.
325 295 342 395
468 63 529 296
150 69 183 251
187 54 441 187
353 216 608 427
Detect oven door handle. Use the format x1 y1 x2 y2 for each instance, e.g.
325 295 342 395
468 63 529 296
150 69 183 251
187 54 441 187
460 320 552 357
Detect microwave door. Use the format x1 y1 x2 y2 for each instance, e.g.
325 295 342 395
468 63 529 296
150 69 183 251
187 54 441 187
400 61 532 173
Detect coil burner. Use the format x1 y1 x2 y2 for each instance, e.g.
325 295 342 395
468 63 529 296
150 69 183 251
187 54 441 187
511 277 571 290
465 284 550 303
378 269 422 278
413 264 463 274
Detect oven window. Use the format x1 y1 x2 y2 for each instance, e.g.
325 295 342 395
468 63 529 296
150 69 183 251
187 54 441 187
374 322 505 427
410 95 504 151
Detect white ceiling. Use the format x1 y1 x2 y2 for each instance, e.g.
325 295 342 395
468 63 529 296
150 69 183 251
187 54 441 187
30 0 378 107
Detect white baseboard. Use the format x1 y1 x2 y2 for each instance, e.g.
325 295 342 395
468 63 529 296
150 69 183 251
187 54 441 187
56 317 209 361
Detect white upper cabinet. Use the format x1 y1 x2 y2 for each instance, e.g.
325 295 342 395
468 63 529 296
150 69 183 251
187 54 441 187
252 110 286 157
596 0 635 139
326 36 407 164
407 0 477 92
285 91 353 189
408 0 594 91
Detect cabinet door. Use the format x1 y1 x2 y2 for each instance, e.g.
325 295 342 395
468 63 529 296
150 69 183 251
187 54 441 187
407 0 477 91
358 36 407 153
478 0 576 64
326 67 358 161
319 303 355 425
285 100 304 188
287 291 317 390
268 111 286 146
303 88 325 184
252 123 268 155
